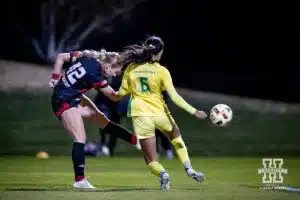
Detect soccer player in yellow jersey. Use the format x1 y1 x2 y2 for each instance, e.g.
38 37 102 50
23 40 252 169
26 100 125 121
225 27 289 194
118 36 208 190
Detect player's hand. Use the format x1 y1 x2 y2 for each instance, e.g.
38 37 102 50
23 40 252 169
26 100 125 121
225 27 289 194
49 73 60 88
193 110 207 119
48 79 59 88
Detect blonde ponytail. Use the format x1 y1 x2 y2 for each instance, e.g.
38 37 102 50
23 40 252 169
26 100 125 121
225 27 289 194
76 49 122 68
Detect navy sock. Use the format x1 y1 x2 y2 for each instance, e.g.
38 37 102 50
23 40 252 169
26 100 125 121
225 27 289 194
103 121 137 145
72 142 85 181
99 128 107 145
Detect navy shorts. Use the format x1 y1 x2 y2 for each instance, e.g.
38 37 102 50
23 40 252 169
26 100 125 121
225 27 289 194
118 96 129 116
51 97 81 119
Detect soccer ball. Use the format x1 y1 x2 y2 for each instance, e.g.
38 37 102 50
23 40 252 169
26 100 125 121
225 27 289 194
210 104 233 126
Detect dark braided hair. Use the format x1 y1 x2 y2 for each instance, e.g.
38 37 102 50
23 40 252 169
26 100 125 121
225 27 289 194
121 36 164 66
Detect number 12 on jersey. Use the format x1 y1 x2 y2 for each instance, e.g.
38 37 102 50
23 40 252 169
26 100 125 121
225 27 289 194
140 77 149 92
66 62 86 84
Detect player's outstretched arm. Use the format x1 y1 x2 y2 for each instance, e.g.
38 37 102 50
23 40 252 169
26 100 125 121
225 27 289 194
161 68 207 119
99 86 121 102
118 66 131 97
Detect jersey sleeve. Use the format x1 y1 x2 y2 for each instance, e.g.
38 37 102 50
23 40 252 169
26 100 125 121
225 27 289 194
118 66 131 97
90 74 108 89
161 68 196 114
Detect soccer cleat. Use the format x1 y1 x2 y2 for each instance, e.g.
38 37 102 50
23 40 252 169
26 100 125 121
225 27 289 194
73 179 96 189
160 172 170 191
186 168 205 183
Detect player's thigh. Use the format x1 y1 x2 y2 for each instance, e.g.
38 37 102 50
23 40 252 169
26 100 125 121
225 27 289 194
154 113 179 140
97 104 111 119
61 107 86 142
132 116 156 140
78 95 109 126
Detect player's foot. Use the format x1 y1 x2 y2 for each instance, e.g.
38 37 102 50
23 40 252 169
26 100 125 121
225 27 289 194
160 172 170 191
73 179 96 189
165 149 174 159
186 168 205 183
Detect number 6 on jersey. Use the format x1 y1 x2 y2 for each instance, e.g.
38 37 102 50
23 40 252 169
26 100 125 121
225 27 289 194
140 77 149 92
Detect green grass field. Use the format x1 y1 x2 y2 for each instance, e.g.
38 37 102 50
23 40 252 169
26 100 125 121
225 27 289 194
1 157 300 200
0 91 299 156
1 90 300 199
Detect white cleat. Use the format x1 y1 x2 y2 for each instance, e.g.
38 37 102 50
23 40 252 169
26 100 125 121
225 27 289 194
73 179 96 189
186 168 205 183
160 172 170 191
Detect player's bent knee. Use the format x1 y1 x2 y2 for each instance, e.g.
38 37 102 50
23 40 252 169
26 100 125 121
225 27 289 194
78 105 97 117
80 105 109 126
170 135 185 149
166 123 181 140
73 134 86 143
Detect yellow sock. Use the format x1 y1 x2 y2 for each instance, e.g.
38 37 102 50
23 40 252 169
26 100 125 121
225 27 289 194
171 136 190 166
148 161 166 177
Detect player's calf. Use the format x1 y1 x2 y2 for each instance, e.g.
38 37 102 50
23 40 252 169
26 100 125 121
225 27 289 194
169 134 205 183
61 108 87 184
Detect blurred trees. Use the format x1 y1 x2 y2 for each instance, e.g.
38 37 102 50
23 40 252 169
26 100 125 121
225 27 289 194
26 0 146 63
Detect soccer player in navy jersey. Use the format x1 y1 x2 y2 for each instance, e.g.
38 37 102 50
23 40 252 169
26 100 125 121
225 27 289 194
49 50 138 189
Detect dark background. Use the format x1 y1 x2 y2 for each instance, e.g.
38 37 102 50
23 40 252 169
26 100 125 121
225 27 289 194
1 0 299 102
0 1 299 159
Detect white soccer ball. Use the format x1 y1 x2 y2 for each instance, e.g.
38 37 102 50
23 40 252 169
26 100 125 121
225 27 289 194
210 104 233 126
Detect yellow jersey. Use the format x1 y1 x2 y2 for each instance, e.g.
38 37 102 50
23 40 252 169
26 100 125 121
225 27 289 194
118 62 197 117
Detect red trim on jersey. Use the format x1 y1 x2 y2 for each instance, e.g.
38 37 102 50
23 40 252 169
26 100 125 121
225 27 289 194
56 103 70 116
79 88 90 93
93 80 108 89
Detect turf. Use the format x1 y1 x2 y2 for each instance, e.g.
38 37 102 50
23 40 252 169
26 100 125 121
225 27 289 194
0 157 299 200
0 91 299 156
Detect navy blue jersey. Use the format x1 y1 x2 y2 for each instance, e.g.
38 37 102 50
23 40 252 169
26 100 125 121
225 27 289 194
53 57 108 102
